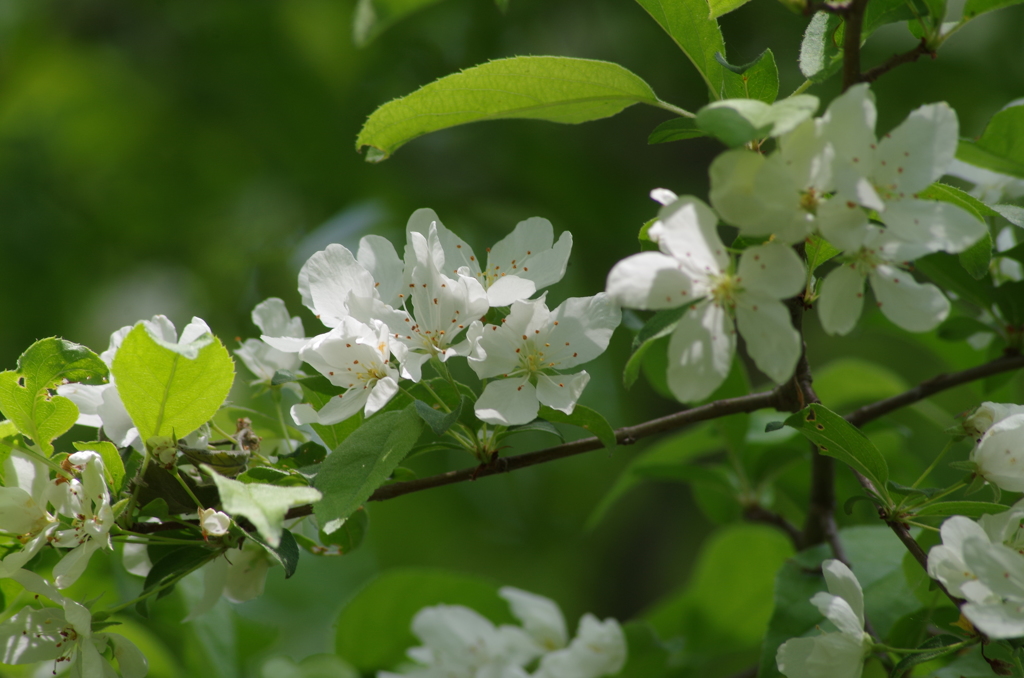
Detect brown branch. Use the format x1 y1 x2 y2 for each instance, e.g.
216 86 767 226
743 505 804 548
862 39 934 83
842 0 870 89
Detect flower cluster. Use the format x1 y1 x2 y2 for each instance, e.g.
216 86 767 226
379 587 626 678
928 500 1024 638
247 209 620 427
606 84 985 403
961 401 1024 492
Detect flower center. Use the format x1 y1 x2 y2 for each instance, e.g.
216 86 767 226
800 188 820 214
709 273 741 310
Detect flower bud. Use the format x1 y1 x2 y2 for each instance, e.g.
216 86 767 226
199 508 231 537
147 436 179 466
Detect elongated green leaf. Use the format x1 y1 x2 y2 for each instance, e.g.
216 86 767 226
138 545 215 617
805 234 841 274
648 117 707 144
624 306 689 388
708 0 752 18
73 441 126 494
357 56 671 161
245 528 301 579
112 324 235 442
313 405 423 528
963 0 1024 19
634 0 740 99
862 0 929 37
412 398 463 436
957 105 1024 179
889 635 967 677
352 0 446 47
959 233 994 280
207 468 322 547
538 404 616 449
696 95 818 147
335 568 514 672
784 404 889 491
913 500 1010 517
0 338 107 455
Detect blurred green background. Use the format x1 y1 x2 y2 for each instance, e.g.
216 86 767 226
2 0 1024 675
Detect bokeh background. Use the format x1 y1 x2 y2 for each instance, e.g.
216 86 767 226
2 0 1024 675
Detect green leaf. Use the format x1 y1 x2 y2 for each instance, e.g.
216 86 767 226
356 56 672 161
994 203 1024 227
207 468 322 547
645 525 794 656
318 506 369 555
112 324 235 443
915 252 996 309
352 0 446 47
695 95 819 147
179 445 250 477
138 545 214 617
963 0 1024 20
912 500 1010 517
799 12 843 82
505 418 564 441
334 568 515 672
784 404 889 491
0 338 108 455
0 420 16 438
412 398 463 436
707 0 752 18
245 527 301 579
936 315 997 341
313 405 423 529
624 306 689 389
299 376 363 451
616 622 671 678
647 117 707 145
277 441 328 472
714 49 779 103
919 181 1001 219
994 280 1024 326
538 404 616 450
862 0 929 37
633 0 737 99
805 234 841 274
957 105 1024 179
73 441 126 494
889 635 968 678
236 466 309 486
958 232 994 280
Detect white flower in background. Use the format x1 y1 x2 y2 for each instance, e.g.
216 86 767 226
776 559 872 678
0 452 60 575
376 224 490 381
296 235 405 330
199 508 231 538
407 208 573 306
57 315 213 450
468 294 619 426
709 118 833 244
0 569 148 677
289 317 401 426
816 224 950 336
185 542 274 621
533 614 626 678
50 451 115 589
946 158 1024 205
819 84 985 254
970 413 1024 492
606 195 804 403
499 587 568 651
235 298 306 385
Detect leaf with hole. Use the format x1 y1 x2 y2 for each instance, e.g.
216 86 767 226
784 404 889 494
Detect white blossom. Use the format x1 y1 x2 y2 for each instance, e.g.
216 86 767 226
199 508 231 538
50 452 115 589
468 294 619 426
499 587 568 651
235 298 306 385
289 317 402 426
407 208 572 307
0 569 147 677
970 413 1024 492
962 401 1024 439
533 614 626 678
0 452 60 576
776 559 872 678
606 195 804 403
816 224 949 336
185 542 273 621
946 158 1024 205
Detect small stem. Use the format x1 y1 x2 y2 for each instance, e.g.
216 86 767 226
418 380 452 414
912 479 968 507
904 520 940 532
911 439 955 489
874 638 976 654
789 79 814 97
651 100 696 118
169 467 205 510
271 388 294 453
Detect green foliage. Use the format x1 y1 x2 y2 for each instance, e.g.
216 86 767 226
334 569 515 672
353 0 447 47
246 528 302 579
313 405 423 529
73 440 126 494
0 337 107 455
299 376 364 452
804 234 841 274
963 0 1024 20
715 49 780 103
207 468 322 547
911 500 1010 517
538 404 617 449
616 622 671 678
647 117 707 144
694 94 818 147
356 56 671 161
112 324 235 442
957 104 1024 179
799 12 843 82
785 403 890 494
623 306 690 388
412 398 464 436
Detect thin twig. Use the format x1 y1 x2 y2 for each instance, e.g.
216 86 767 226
842 0 870 89
743 505 804 548
862 40 934 83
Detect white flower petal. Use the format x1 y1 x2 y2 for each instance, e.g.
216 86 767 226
650 196 728 276
299 389 370 426
357 235 404 307
817 265 866 336
666 303 735 403
54 540 103 589
650 187 678 205
735 297 801 384
223 544 272 603
475 378 539 426
605 252 696 310
736 243 805 299
962 599 1024 640
487 217 571 292
299 244 377 327
817 198 871 253
536 372 590 415
533 614 626 678
108 634 149 678
252 298 303 338
882 199 987 254
821 560 865 629
972 414 1024 492
499 587 568 650
55 383 106 428
405 208 478 277
547 294 620 368
869 264 949 332
875 102 958 195
486 276 538 307
776 632 867 678
364 377 399 417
